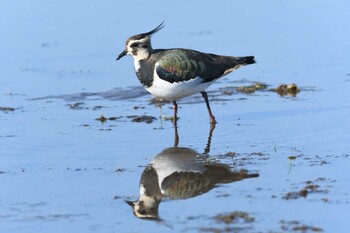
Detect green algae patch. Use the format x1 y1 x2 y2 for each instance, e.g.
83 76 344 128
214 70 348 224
236 82 268 94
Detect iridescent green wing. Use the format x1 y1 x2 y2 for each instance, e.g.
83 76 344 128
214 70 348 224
155 50 206 83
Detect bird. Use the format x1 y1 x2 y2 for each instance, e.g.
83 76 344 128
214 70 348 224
116 22 255 125
126 146 259 220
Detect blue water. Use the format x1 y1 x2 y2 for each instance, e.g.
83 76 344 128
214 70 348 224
1 1 350 232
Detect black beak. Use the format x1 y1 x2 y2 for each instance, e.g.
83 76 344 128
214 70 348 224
116 50 127 60
125 200 135 207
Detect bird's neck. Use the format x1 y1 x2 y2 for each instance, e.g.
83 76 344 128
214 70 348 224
133 59 143 72
133 57 155 88
133 50 151 71
133 46 152 65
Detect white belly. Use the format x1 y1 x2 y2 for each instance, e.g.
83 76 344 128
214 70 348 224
151 147 207 192
145 69 213 100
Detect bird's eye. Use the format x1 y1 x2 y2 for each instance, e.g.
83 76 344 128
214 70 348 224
131 42 139 48
139 210 147 215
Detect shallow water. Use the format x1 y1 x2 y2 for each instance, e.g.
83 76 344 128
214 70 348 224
1 1 350 232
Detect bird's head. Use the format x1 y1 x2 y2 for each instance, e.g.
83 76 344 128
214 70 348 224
116 22 164 61
125 197 160 221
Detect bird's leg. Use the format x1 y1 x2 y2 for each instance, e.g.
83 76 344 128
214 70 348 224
200 91 217 124
157 104 164 129
172 101 178 126
174 124 179 147
204 123 216 154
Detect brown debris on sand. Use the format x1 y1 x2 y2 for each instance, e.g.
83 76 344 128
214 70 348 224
283 179 330 200
236 82 268 94
127 115 156 124
272 83 300 96
0 107 16 112
214 211 255 224
280 220 323 232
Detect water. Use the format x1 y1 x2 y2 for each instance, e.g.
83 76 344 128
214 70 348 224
1 0 349 232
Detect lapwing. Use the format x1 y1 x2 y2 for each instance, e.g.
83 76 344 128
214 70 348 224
116 22 255 125
126 146 259 220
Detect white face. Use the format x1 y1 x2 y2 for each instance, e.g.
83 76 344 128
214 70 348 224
126 37 151 61
132 195 158 219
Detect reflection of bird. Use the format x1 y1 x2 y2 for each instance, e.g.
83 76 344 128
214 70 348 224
126 147 259 220
116 22 255 125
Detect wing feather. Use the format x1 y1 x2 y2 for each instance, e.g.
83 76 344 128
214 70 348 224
155 50 206 83
153 49 255 83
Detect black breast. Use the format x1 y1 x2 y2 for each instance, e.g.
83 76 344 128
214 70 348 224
135 60 155 88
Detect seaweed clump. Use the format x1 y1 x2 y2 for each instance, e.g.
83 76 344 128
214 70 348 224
272 83 300 96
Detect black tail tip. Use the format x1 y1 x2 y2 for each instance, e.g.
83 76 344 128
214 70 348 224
245 56 256 65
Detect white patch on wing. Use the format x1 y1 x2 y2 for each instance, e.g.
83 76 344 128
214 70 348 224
222 65 242 77
145 62 214 100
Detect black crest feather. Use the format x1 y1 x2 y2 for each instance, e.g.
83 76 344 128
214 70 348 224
145 22 165 36
131 22 165 40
